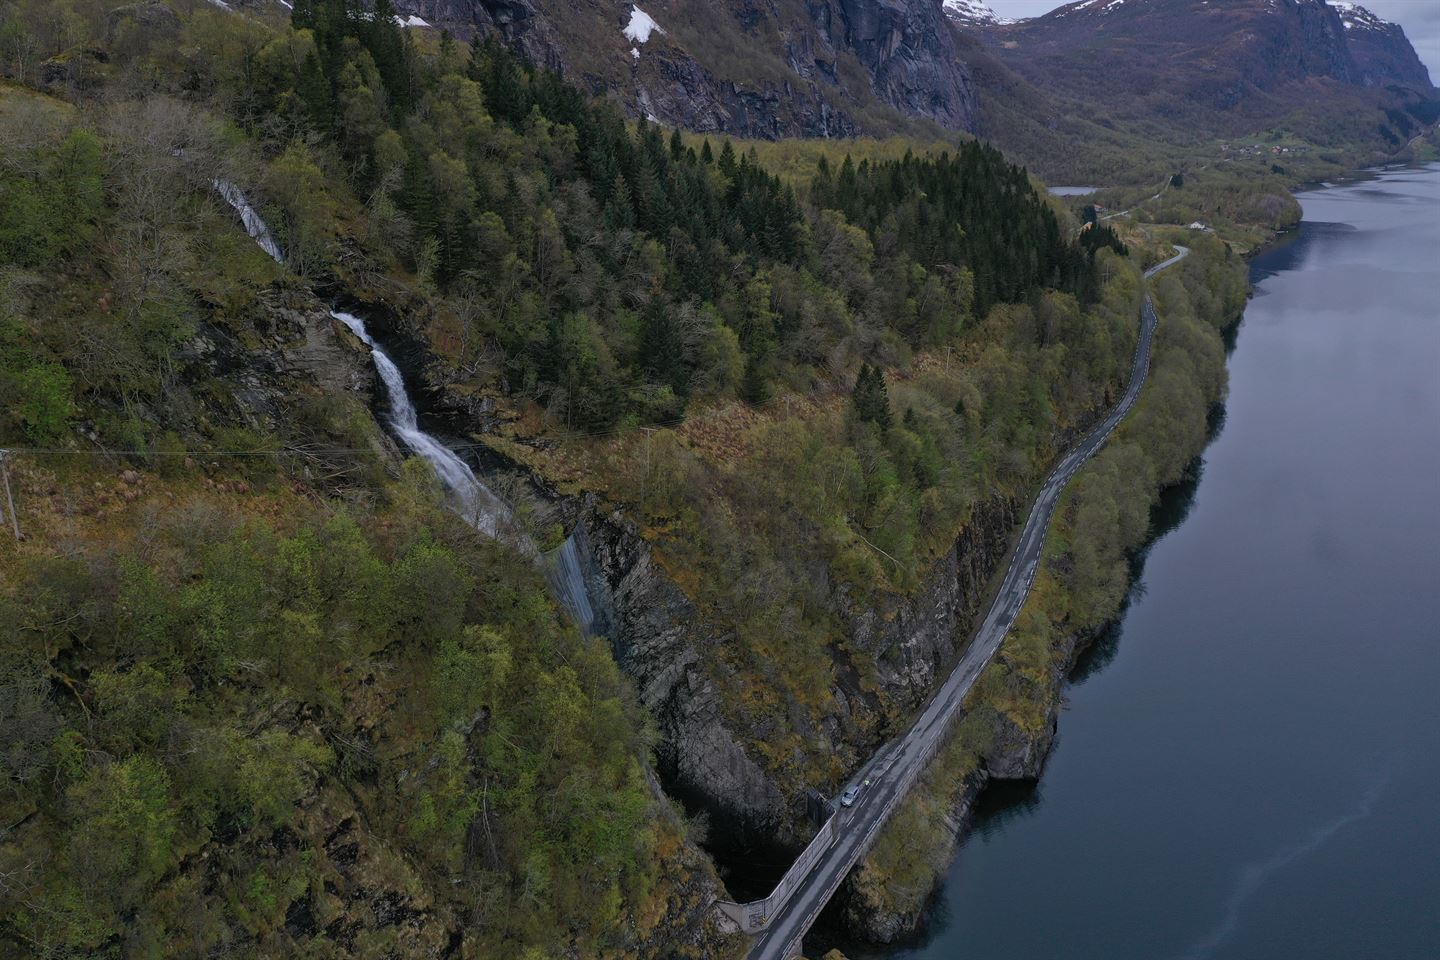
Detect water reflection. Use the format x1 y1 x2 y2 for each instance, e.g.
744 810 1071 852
841 163 1440 960
1073 422 1210 685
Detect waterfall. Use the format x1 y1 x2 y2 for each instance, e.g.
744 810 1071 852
329 310 530 548
544 533 598 639
213 179 285 264
214 179 602 634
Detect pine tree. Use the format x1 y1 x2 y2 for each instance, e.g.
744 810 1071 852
606 173 635 230
298 50 333 130
718 139 736 178
639 297 688 397
852 364 892 430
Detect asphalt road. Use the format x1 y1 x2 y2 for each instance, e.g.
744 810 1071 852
746 246 1190 960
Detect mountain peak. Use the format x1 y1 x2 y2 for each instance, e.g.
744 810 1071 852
943 0 1016 26
1326 0 1391 32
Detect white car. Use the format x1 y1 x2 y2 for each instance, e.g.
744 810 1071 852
840 784 862 807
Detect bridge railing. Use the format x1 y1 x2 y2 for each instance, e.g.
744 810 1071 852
715 812 839 933
715 697 959 941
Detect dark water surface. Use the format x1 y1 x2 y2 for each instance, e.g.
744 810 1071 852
843 165 1440 960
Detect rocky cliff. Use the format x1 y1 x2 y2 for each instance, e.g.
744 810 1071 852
971 0 1360 102
947 0 1438 167
394 0 979 138
1331 0 1435 90
550 490 1018 855
837 625 1078 942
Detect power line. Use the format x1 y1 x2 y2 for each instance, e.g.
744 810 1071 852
0 385 828 460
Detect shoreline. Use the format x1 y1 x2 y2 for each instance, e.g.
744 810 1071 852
818 236 1250 953
819 159 1439 960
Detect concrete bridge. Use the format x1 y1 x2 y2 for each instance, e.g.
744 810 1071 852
716 247 1190 960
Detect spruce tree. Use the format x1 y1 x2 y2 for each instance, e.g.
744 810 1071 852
871 367 891 430
718 139 736 177
852 364 892 430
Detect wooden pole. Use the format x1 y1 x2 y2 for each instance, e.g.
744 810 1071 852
641 427 653 504
1 452 19 541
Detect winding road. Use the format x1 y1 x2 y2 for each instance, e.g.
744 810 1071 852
745 245 1190 960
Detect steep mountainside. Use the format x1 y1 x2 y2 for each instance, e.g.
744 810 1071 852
942 0 1438 180
0 2 1135 954
971 0 1434 90
961 0 1432 121
394 0 979 138
1330 0 1435 89
386 0 1437 179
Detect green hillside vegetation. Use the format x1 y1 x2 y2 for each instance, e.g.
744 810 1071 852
0 464 736 958
0 0 1155 800
0 0 1283 955
0 4 742 957
850 234 1249 921
510 235 1147 788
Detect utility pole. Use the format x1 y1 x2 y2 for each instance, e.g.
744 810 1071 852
0 450 19 541
641 427 655 505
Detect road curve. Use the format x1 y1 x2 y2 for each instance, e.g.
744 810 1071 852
746 245 1190 960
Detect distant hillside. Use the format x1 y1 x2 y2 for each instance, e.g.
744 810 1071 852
961 0 1432 99
373 0 1438 181
955 0 1436 154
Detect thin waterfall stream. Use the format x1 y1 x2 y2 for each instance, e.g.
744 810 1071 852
214 180 598 636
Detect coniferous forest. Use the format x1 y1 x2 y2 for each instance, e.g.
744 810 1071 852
247 4 1112 429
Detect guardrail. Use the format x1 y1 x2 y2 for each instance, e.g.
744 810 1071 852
715 699 954 943
716 814 838 933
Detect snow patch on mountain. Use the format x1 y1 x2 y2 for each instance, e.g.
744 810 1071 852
623 6 664 45
1326 1 1389 33
943 0 1015 26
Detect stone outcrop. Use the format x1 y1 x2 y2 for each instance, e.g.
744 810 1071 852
1332 1 1435 91
836 626 1082 943
527 491 1021 852
836 495 1017 713
175 289 379 434
584 505 794 843
394 0 980 138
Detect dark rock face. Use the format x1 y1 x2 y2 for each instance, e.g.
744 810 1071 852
402 0 569 72
394 0 980 138
632 45 863 140
582 505 795 844
567 493 1018 850
820 0 979 131
838 495 1017 711
1333 1 1435 90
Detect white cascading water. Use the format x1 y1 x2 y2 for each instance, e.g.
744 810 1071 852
544 528 598 638
214 179 601 634
328 310 525 546
212 179 285 264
